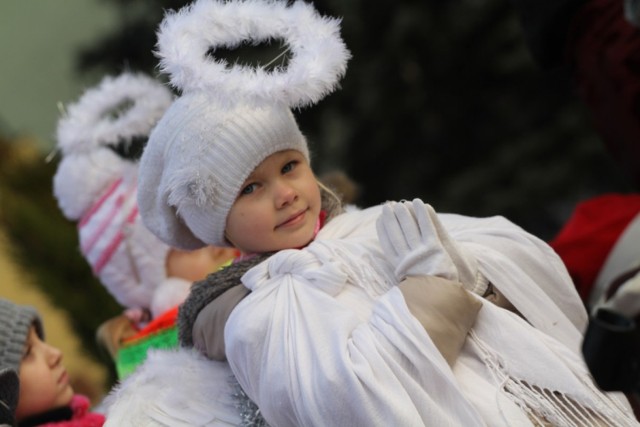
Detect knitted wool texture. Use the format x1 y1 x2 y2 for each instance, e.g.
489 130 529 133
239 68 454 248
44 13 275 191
0 299 44 373
138 93 309 250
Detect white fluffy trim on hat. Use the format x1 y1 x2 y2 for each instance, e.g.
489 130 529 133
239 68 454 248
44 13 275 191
150 277 192 319
54 152 135 221
54 73 173 220
56 73 173 156
157 0 350 107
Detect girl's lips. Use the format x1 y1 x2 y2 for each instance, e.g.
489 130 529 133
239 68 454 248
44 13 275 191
277 209 306 228
58 370 68 385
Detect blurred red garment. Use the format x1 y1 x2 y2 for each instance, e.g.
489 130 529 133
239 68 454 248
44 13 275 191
549 193 640 302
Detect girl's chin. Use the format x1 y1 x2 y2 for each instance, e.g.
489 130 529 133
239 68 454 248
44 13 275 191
59 384 75 404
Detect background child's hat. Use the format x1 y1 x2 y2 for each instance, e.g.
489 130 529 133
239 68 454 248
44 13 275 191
137 0 350 249
0 299 44 373
53 72 177 313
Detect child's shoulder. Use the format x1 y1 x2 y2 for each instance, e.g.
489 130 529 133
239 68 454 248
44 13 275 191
177 253 269 348
318 204 381 240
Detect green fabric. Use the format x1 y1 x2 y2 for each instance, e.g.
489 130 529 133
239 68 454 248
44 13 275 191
115 326 178 379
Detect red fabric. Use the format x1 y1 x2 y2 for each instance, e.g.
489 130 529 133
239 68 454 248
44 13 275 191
38 395 104 427
549 193 640 300
123 305 179 344
566 0 640 187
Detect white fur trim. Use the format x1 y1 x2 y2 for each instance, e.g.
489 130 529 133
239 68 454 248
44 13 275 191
54 73 173 220
157 0 350 107
103 348 241 426
56 73 173 155
150 277 192 318
53 150 132 220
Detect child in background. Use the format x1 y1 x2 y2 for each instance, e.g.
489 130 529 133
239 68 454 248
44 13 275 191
134 0 638 425
52 72 238 379
0 298 104 426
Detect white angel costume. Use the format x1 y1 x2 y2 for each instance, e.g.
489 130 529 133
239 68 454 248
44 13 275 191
112 1 638 425
103 348 245 427
224 202 638 427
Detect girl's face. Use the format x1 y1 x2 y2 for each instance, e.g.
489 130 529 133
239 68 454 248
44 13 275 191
226 150 321 254
15 326 74 421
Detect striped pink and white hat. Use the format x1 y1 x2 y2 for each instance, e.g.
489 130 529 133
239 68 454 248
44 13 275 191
53 73 176 313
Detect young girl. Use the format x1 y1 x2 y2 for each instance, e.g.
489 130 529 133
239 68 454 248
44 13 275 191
134 0 638 425
0 298 105 427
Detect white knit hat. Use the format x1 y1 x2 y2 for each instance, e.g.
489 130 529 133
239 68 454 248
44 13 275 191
53 72 178 313
137 0 350 250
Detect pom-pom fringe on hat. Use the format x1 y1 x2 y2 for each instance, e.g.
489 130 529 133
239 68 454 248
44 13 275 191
138 0 351 249
53 73 176 312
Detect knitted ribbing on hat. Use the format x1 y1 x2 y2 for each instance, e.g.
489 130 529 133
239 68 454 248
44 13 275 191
137 0 350 250
53 72 175 312
0 299 44 373
139 95 309 249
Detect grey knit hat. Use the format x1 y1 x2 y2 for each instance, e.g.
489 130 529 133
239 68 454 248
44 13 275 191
0 299 44 373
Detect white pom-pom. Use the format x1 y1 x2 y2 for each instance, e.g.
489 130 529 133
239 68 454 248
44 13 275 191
150 277 192 318
53 151 131 220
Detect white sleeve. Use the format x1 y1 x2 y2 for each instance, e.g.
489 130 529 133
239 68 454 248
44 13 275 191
225 250 484 427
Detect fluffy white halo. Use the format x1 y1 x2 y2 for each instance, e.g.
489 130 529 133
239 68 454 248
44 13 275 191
56 73 173 155
156 0 351 107
54 73 172 220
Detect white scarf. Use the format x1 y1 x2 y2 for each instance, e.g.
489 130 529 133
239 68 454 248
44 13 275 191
226 205 637 426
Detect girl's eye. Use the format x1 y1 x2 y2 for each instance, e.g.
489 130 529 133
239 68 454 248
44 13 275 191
240 183 257 196
22 345 32 360
282 160 297 174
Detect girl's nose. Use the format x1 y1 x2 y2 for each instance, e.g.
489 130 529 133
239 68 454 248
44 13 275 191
274 181 297 208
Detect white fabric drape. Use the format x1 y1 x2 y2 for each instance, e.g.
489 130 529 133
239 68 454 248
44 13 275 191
226 205 637 427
